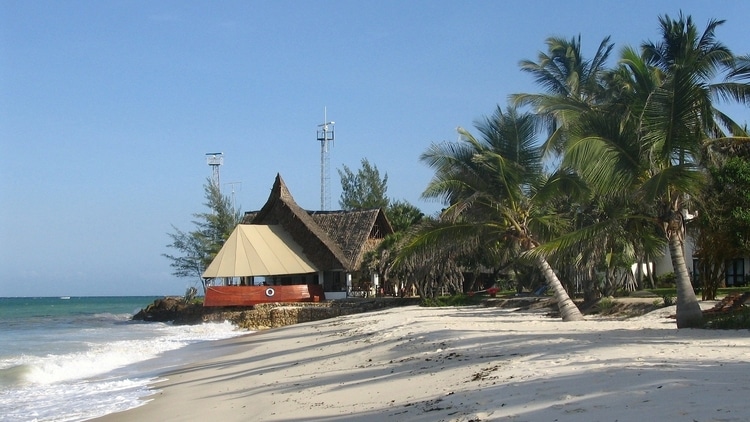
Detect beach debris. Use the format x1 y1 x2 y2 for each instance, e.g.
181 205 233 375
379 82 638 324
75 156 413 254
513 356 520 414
702 292 750 315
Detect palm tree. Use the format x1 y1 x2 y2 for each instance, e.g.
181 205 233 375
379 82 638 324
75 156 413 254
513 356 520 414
513 35 614 157
414 105 584 321
514 35 655 303
564 13 750 328
639 13 750 327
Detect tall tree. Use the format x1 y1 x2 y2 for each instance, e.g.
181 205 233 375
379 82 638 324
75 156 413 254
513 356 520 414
638 13 749 327
414 105 584 321
694 155 750 299
163 179 241 293
563 13 750 327
514 34 660 301
338 158 389 210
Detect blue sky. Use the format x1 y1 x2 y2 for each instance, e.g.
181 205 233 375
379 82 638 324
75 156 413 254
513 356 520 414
2 1 748 297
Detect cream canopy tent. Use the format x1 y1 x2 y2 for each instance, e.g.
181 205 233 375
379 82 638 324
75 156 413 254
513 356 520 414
202 224 318 278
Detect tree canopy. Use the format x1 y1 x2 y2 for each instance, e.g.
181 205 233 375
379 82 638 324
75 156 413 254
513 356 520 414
163 179 241 293
338 158 389 210
406 12 749 327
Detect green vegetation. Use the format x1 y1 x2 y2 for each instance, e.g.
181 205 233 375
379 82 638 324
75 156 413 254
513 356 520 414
163 179 241 294
596 297 616 315
408 105 585 321
420 294 479 307
338 158 389 210
386 200 424 233
390 12 750 328
647 287 750 297
694 155 750 299
704 309 750 329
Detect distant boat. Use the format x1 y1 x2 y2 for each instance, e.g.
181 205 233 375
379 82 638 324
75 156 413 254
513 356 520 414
60 296 71 300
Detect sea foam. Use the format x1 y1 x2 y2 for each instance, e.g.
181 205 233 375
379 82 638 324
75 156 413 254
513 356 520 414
0 320 245 422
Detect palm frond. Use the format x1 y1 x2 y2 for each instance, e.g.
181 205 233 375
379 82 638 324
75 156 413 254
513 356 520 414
639 163 704 202
727 54 750 81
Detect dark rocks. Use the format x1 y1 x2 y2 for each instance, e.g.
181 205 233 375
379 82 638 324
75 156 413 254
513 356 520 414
132 296 204 325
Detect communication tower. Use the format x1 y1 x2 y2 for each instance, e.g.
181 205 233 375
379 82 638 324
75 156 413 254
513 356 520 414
206 152 223 190
316 108 335 210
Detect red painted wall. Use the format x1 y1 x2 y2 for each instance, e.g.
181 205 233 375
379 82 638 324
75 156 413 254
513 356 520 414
204 284 325 307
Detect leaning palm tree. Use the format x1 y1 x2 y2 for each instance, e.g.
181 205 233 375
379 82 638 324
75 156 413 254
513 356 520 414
412 105 584 321
513 34 643 300
565 14 750 328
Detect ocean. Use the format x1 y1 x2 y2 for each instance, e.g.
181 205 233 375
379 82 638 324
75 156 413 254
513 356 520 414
0 296 247 422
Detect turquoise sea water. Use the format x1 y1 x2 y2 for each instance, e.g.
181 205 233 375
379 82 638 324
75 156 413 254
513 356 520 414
0 296 245 422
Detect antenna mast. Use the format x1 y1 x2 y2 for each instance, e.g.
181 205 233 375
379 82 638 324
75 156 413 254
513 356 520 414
225 181 242 211
206 152 223 191
316 107 335 210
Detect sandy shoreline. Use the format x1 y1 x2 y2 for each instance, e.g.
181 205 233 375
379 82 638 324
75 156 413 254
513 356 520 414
94 304 750 421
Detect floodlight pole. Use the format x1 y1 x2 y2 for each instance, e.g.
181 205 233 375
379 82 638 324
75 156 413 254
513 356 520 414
206 152 224 191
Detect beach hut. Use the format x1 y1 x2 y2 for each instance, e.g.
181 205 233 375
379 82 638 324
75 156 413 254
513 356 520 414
202 174 393 306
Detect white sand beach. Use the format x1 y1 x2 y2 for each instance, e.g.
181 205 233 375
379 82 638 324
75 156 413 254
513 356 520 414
95 303 750 421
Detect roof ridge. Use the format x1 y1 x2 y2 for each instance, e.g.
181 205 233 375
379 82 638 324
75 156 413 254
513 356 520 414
255 174 351 269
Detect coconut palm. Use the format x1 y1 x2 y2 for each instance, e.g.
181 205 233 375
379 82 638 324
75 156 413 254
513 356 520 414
513 35 614 157
564 13 750 328
513 34 653 301
637 13 749 327
413 105 584 321
564 54 707 327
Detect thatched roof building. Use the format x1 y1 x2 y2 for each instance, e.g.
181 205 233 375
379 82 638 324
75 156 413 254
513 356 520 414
243 174 393 274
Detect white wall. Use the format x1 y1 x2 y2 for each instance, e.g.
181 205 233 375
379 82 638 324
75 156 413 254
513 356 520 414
653 237 696 277
325 291 347 300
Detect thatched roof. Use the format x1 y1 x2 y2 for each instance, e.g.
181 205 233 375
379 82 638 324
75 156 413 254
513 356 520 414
310 209 392 269
243 174 393 271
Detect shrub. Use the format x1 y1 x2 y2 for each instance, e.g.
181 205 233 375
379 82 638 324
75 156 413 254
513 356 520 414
420 294 474 307
597 297 616 315
420 297 441 307
704 308 750 329
655 272 676 287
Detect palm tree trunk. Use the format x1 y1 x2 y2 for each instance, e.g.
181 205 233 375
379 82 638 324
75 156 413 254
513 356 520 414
646 258 655 289
536 256 584 321
636 257 645 290
668 231 703 328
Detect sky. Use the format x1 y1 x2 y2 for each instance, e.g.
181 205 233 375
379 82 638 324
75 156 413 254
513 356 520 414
2 1 749 297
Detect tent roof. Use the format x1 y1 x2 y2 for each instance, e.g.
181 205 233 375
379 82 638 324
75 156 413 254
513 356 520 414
202 224 317 278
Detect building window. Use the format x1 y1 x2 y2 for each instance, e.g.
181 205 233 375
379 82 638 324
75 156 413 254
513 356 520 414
725 259 746 287
323 271 346 292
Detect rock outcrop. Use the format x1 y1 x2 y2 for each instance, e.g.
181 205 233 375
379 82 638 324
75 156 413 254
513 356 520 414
132 296 205 325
